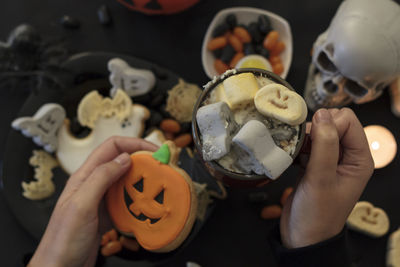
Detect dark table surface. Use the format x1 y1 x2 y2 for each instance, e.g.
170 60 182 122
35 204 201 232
1 0 400 266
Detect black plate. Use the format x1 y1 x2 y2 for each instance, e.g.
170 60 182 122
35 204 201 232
2 52 221 266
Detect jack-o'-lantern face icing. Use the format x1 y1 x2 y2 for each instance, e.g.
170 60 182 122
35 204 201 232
106 142 196 252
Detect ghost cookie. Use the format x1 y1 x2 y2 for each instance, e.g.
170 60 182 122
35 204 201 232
196 101 238 161
106 141 197 252
57 89 149 174
232 120 293 179
347 201 390 237
222 72 259 109
22 150 59 200
12 103 66 152
387 228 400 267
108 58 156 97
254 84 307 126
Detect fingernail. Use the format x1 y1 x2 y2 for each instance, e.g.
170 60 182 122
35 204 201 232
315 109 332 123
114 153 130 166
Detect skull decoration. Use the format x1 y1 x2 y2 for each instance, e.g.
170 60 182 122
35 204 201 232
304 0 400 111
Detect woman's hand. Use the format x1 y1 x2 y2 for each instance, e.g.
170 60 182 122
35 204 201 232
280 108 374 248
29 136 158 267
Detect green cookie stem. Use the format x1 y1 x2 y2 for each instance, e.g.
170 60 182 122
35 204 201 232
152 144 170 164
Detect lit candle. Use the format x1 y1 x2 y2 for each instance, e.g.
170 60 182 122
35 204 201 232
364 125 397 169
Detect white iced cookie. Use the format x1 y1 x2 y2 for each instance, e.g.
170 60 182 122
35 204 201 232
108 58 156 97
12 103 66 153
22 150 59 200
144 129 166 147
222 72 259 109
387 228 400 267
57 89 149 174
254 84 307 126
196 101 238 161
232 120 293 179
347 201 390 237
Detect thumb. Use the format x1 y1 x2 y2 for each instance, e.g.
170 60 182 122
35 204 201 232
304 109 339 184
77 153 132 207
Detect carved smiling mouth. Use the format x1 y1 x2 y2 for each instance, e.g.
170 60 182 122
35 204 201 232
123 187 161 224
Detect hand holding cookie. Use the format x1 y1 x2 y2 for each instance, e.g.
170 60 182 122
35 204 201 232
280 108 374 248
28 136 157 267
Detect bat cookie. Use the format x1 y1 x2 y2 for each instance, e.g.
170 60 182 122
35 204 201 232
106 141 198 252
22 150 59 200
57 89 149 174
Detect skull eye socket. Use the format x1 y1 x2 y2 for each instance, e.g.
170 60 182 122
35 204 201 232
316 51 337 73
133 178 144 192
323 80 338 93
344 79 368 97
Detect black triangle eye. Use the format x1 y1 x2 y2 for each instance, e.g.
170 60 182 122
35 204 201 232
154 189 164 204
133 178 144 192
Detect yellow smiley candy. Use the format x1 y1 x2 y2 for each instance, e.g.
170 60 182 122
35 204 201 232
254 84 307 126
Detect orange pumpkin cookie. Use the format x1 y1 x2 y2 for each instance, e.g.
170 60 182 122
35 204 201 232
106 141 197 253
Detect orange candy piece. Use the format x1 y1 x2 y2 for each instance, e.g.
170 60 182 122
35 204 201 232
160 119 181 133
263 31 279 51
280 187 294 206
101 240 123 257
228 34 243 52
272 63 284 75
260 205 282 220
101 229 118 245
230 52 245 68
269 55 282 65
233 27 251 43
271 41 286 56
214 59 229 74
207 36 227 51
120 236 140 252
174 133 193 148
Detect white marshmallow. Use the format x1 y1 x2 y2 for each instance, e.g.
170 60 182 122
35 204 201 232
222 73 259 109
254 84 307 126
232 120 293 179
196 102 238 161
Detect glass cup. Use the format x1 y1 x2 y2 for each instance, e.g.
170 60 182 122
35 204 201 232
192 68 307 187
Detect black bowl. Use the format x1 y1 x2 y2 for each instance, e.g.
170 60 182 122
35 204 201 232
192 68 306 187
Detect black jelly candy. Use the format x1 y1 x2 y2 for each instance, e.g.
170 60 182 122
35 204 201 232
97 5 112 26
220 45 235 64
212 22 230 37
248 22 262 44
60 15 81 29
148 110 163 127
258 15 272 35
225 14 237 29
243 43 255 55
